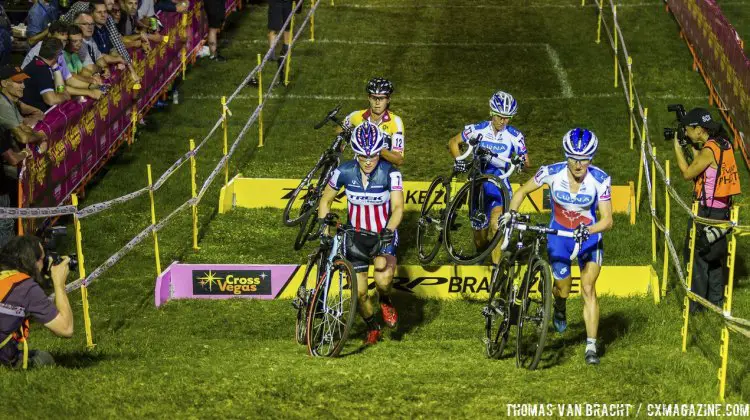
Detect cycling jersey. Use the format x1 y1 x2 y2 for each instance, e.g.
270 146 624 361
532 162 611 279
461 121 527 228
328 159 403 234
344 109 405 155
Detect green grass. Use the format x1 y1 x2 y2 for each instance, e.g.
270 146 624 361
2 0 750 416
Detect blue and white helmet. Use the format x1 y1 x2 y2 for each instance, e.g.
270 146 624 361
350 121 385 157
489 91 518 117
563 128 599 160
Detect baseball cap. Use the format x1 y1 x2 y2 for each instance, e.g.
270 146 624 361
0 65 30 83
680 107 721 130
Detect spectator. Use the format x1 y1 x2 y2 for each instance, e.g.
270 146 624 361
0 133 28 246
64 25 103 85
115 0 151 51
0 66 48 150
155 0 188 14
20 38 71 112
0 235 74 369
61 1 141 82
76 10 125 77
204 0 226 61
247 0 300 86
0 5 11 66
26 0 61 45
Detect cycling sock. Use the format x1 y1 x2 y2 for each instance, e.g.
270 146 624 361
364 315 380 331
586 338 597 353
554 296 567 313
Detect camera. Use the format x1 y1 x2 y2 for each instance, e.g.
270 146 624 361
663 104 689 146
40 226 79 275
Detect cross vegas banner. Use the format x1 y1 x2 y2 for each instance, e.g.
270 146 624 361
192 269 272 296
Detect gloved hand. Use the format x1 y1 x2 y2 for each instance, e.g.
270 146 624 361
573 223 590 243
379 228 395 251
511 154 525 168
453 159 468 173
499 210 518 229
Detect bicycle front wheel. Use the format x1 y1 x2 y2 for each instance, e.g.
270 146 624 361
294 253 321 345
417 175 450 264
484 256 513 359
516 257 553 370
443 175 510 264
306 259 358 357
283 160 333 226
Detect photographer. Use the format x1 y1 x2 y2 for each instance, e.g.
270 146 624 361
672 107 741 313
0 235 73 369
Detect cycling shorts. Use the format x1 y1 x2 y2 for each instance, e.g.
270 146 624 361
344 229 398 273
547 232 603 280
471 176 512 230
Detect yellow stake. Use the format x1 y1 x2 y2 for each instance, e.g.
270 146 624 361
595 0 603 44
581 0 585 6
330 0 334 6
181 48 187 81
650 147 656 263
222 96 229 185
257 54 264 148
147 165 162 275
613 5 619 88
71 194 94 349
681 202 698 352
284 2 296 87
628 56 634 150
718 206 739 401
190 140 200 250
310 7 315 42
662 161 670 297
636 108 648 209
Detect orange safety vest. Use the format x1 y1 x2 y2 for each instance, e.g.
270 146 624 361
0 270 32 369
693 139 742 202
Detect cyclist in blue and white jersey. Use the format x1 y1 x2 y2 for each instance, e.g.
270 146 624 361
448 90 528 264
506 128 613 365
318 121 404 345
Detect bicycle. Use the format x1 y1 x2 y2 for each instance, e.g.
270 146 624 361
434 137 521 265
483 213 581 370
301 214 381 357
283 105 350 250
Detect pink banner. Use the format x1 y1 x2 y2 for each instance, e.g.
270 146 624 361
20 0 237 208
667 0 750 167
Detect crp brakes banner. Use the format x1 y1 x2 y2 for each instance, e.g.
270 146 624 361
667 0 750 166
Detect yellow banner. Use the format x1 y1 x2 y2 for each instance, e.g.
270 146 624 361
219 177 634 215
278 264 655 299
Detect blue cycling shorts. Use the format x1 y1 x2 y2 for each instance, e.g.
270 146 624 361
471 177 512 230
547 232 603 280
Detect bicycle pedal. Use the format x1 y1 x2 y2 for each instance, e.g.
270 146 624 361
291 297 303 310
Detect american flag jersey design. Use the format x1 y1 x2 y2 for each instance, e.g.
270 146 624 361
328 160 403 233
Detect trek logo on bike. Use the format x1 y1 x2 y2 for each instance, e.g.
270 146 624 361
192 270 272 296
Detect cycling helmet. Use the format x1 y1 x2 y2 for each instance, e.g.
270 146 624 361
562 128 599 159
350 121 385 157
489 91 518 117
366 77 394 96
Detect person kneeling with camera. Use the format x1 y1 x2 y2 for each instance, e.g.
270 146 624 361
672 107 741 313
0 235 74 369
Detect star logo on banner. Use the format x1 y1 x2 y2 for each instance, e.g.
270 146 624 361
197 270 222 291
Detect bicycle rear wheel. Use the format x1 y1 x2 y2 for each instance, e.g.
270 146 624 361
283 160 334 226
417 175 450 264
294 253 321 345
484 256 513 359
306 259 358 357
516 257 553 370
443 175 510 264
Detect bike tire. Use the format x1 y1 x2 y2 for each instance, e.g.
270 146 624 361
283 160 333 227
306 259 358 357
443 175 510 264
485 256 513 359
294 252 321 345
516 257 553 370
293 212 320 250
416 175 450 264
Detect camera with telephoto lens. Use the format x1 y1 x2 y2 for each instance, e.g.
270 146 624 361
40 226 78 275
663 104 689 146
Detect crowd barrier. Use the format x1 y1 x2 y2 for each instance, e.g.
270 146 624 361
588 0 749 401
665 0 750 170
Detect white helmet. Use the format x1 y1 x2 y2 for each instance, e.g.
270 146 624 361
489 91 518 117
562 128 599 159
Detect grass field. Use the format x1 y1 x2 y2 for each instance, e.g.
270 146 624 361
3 0 750 416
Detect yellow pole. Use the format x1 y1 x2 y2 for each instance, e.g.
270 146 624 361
651 147 657 263
681 201 699 352
718 206 739 401
636 108 648 209
662 161 670 297
628 56 634 150
257 54 264 148
130 83 140 146
581 0 585 6
284 2 296 87
190 140 199 250
629 181 636 225
310 7 315 42
222 96 229 186
595 0 603 44
330 0 334 6
147 165 162 275
613 5 619 88
71 194 94 349
181 48 187 81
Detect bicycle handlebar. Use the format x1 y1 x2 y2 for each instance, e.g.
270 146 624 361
455 142 520 180
500 216 581 261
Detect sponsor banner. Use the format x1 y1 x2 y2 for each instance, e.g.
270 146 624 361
667 0 750 166
155 262 653 306
20 0 235 208
218 177 633 214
